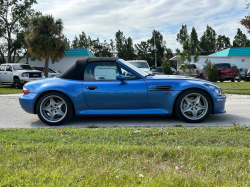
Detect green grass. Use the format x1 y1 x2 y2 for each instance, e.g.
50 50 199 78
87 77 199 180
1 127 250 186
0 85 23 94
216 82 250 95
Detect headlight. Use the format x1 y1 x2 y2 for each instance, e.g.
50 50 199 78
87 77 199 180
22 73 29 77
215 87 222 96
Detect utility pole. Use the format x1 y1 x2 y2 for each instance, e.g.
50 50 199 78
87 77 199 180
154 31 157 67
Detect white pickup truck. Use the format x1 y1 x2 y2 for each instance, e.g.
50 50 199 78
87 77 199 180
0 63 43 89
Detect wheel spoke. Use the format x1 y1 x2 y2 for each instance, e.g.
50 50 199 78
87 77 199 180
197 106 207 111
56 101 65 108
183 106 192 113
194 96 200 105
192 109 198 119
50 111 56 120
184 97 192 105
56 109 65 116
43 106 51 112
50 98 55 106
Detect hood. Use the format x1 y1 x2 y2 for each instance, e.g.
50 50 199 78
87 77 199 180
145 75 219 87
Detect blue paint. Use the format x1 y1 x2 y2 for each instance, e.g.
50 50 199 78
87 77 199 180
19 59 226 121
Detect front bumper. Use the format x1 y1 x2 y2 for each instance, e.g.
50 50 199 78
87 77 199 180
19 93 38 114
20 78 43 84
212 94 226 114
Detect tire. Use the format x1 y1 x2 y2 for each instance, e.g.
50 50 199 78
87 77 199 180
220 80 224 82
231 76 235 82
237 76 241 82
36 92 73 126
200 74 203 79
175 89 212 123
13 79 22 89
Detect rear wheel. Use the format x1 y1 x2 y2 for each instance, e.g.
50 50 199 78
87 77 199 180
175 89 212 123
231 76 235 82
36 92 73 126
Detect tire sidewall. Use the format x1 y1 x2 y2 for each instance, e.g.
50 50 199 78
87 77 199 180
13 79 22 89
36 92 73 126
175 89 212 123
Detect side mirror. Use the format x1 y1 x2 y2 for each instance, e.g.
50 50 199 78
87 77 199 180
116 74 127 85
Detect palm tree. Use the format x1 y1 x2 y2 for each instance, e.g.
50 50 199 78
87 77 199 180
25 15 68 77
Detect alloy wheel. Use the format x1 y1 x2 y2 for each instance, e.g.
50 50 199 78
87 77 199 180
180 93 208 120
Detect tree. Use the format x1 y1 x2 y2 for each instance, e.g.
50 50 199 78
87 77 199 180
232 28 250 47
148 30 166 66
204 59 218 82
71 31 91 49
90 39 113 57
189 27 200 55
115 30 136 60
199 25 217 55
176 25 189 45
0 0 38 63
179 40 200 76
216 35 231 51
165 48 173 61
135 41 151 62
162 60 173 75
25 15 68 77
115 30 126 59
175 48 181 54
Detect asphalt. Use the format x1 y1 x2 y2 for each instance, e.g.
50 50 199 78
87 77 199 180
0 93 249 128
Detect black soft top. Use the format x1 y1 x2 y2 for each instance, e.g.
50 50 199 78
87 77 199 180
58 57 118 80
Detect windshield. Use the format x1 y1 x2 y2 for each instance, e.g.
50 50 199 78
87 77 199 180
119 59 149 77
215 64 231 70
129 61 149 69
13 65 33 70
152 68 163 72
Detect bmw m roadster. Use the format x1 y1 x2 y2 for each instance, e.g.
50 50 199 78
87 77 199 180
19 57 226 126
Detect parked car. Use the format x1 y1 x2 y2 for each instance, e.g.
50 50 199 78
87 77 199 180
246 69 250 81
0 64 42 89
215 63 241 82
239 68 248 80
32 67 60 77
151 67 177 75
127 60 152 74
178 63 207 79
19 57 226 126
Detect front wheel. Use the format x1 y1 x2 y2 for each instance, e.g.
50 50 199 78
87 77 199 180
13 79 22 89
175 89 212 123
231 76 235 82
36 92 73 126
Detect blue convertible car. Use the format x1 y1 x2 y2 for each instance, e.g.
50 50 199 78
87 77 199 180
19 57 226 126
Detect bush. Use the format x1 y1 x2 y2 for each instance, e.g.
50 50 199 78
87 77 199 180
162 60 173 75
205 58 218 82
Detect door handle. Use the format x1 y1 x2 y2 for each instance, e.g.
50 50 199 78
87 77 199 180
87 86 97 90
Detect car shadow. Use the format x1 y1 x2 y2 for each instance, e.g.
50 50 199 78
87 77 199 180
29 112 250 128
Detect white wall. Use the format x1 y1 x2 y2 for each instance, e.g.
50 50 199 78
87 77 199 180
230 56 250 69
28 56 88 73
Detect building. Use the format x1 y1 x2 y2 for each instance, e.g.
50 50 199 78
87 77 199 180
27 49 95 73
170 48 250 70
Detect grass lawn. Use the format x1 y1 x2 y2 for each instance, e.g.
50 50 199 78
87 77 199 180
216 81 250 95
1 127 250 186
0 85 23 94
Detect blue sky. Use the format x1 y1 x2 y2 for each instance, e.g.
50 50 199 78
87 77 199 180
35 0 249 52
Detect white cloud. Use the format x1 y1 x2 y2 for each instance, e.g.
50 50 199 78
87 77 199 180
35 0 248 52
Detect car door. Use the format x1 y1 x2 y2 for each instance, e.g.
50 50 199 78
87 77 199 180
4 65 13 83
0 65 6 83
82 61 147 109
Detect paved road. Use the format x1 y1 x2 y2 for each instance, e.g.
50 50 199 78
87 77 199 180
0 93 249 128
